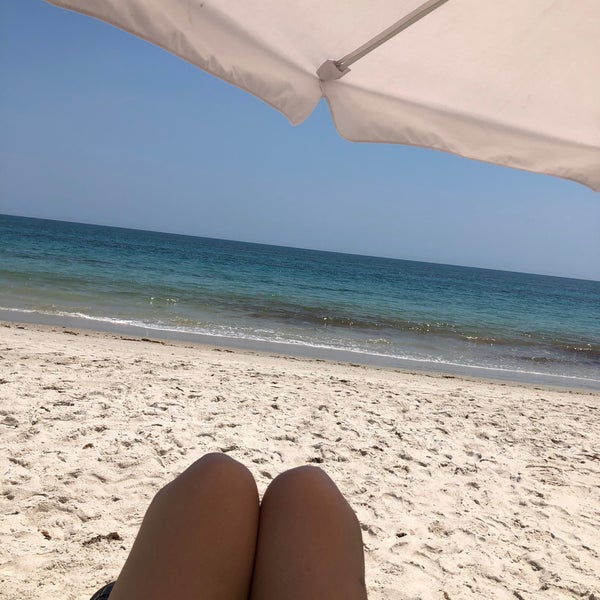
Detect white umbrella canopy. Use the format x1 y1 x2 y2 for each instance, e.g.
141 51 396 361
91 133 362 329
45 0 600 190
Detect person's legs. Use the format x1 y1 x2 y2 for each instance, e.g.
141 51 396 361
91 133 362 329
250 466 368 600
108 453 259 600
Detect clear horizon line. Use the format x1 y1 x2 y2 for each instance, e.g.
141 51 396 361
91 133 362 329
2 211 598 284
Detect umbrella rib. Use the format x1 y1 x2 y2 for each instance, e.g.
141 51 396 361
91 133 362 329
317 0 450 81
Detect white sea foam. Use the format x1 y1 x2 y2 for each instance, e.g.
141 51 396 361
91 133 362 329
1 305 598 390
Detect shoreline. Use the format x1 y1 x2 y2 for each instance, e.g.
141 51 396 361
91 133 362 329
1 311 598 393
1 320 599 599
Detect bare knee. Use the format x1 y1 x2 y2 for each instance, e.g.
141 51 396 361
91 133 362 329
263 465 356 520
254 466 366 598
156 453 258 507
180 452 255 484
266 465 333 497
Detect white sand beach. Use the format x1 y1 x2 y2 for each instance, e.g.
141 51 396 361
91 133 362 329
0 321 598 600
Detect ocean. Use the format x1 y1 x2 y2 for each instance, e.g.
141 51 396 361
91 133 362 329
1 213 599 390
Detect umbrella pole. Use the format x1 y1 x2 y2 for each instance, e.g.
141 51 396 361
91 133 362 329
318 0 449 81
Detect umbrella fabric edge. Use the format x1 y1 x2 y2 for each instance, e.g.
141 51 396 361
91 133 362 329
323 81 600 192
44 0 323 126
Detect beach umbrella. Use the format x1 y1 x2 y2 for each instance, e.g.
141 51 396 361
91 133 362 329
46 0 600 190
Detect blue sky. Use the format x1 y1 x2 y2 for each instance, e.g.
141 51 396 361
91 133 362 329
1 0 599 280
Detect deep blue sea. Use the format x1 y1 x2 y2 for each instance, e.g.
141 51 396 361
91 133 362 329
1 214 599 389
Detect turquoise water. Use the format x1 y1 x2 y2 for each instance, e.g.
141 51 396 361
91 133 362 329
1 214 599 389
